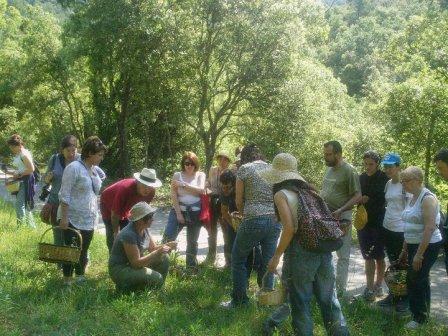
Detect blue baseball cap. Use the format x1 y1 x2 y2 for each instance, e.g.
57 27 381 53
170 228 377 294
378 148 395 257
382 153 401 166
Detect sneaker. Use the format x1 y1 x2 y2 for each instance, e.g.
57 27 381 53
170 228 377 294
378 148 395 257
374 284 384 297
404 320 421 330
63 277 73 287
75 275 87 284
219 299 248 310
395 298 409 313
262 320 276 336
362 288 376 302
377 294 393 307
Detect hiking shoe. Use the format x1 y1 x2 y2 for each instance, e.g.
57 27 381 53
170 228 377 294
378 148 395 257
63 277 73 287
395 298 409 313
219 300 249 310
75 275 87 284
404 320 421 330
377 294 393 307
362 288 376 302
262 320 277 336
374 284 384 297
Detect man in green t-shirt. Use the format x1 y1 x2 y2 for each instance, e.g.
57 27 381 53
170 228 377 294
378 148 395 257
321 140 361 296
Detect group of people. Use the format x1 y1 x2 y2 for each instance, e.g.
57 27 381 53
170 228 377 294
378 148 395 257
5 133 448 335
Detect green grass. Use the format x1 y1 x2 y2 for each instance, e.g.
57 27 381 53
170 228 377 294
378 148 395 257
0 200 447 336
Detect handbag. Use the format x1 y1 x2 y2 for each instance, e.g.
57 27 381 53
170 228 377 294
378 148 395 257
40 202 56 225
199 194 211 225
353 204 368 230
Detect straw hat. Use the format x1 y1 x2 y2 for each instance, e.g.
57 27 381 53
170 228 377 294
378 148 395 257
130 202 157 222
259 153 305 185
133 168 162 188
216 151 231 161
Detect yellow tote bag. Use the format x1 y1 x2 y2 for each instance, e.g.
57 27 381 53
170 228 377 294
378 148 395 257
353 204 368 230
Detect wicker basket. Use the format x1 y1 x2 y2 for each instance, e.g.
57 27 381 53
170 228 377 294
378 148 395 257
6 181 20 193
257 273 285 306
230 212 242 230
38 227 82 264
385 264 407 297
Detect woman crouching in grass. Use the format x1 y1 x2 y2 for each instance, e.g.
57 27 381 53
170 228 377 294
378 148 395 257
109 202 177 293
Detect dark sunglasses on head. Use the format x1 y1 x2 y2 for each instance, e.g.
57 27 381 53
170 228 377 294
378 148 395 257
184 161 194 166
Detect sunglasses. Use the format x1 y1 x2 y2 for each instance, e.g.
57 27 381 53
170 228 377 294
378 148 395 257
184 161 195 167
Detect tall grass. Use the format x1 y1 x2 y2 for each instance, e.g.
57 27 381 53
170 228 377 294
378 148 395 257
0 200 446 335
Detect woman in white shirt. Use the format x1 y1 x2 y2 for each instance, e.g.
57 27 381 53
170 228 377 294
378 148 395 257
378 153 409 311
399 166 442 329
6 134 36 228
162 151 206 268
59 136 106 285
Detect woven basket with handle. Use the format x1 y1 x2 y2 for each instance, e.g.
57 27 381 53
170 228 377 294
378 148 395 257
385 263 407 297
257 272 286 306
38 227 82 264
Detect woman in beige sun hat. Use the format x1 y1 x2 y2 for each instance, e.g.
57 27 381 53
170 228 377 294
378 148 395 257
260 153 348 336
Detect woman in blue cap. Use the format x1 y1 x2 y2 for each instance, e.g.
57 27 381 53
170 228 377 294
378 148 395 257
377 153 410 312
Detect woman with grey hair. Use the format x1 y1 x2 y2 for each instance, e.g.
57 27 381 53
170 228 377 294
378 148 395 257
399 166 443 329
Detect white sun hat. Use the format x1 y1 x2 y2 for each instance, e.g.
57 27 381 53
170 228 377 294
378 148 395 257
133 168 162 188
259 153 305 185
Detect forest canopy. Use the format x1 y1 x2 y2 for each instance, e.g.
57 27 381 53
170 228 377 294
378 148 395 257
1 0 447 189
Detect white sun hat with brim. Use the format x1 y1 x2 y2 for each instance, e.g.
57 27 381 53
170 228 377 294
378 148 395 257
130 202 157 222
259 153 306 185
216 151 231 161
133 168 162 188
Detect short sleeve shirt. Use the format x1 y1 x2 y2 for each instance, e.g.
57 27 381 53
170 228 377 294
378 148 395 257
359 170 389 228
320 161 361 221
109 221 151 267
237 160 275 219
100 178 155 221
220 192 237 213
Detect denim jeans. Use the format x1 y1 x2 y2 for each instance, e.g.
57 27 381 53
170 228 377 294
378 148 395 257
15 181 35 228
103 217 130 253
163 208 202 267
286 240 349 336
109 254 169 292
231 215 281 304
407 242 441 324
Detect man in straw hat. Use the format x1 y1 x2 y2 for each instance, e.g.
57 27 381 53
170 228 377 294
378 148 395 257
109 202 176 292
259 153 349 336
204 151 231 265
100 168 162 253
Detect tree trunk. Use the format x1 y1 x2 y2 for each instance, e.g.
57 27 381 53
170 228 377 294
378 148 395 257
117 79 131 177
424 111 437 185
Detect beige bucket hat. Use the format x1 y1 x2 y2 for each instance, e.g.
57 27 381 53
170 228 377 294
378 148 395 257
259 153 305 185
130 202 157 222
